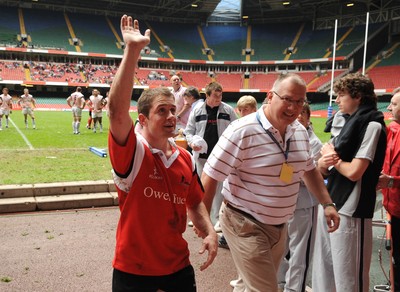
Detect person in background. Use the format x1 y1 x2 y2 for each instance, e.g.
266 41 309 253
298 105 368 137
174 86 204 151
277 102 322 292
107 15 217 292
183 86 204 112
0 87 13 130
66 86 85 135
170 74 189 130
330 110 348 138
86 95 93 130
377 87 400 292
313 73 387 292
88 89 104 133
104 91 110 117
221 94 258 250
236 95 258 118
185 81 237 233
228 94 258 287
201 73 339 291
18 88 36 129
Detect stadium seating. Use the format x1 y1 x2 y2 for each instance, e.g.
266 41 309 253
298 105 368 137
364 41 400 90
215 72 243 90
0 6 20 46
251 23 300 60
180 72 211 89
29 62 83 82
367 65 400 90
306 69 347 91
0 6 398 93
67 13 121 54
148 21 204 60
0 61 25 80
375 42 400 67
248 72 280 89
201 25 247 61
337 23 381 57
22 9 72 50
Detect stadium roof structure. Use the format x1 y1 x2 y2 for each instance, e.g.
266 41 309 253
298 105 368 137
242 0 400 23
0 0 399 25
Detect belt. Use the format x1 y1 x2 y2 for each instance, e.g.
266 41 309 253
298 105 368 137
226 203 286 228
226 203 256 221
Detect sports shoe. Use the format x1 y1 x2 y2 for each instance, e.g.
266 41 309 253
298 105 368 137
188 221 194 227
33 125 36 129
214 221 222 233
218 235 229 249
0 128 2 131
230 279 239 288
86 124 91 129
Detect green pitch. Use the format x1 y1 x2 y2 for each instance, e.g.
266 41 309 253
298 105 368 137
0 111 332 185
0 111 137 185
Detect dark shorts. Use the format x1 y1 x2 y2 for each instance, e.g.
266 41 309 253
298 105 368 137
112 265 196 292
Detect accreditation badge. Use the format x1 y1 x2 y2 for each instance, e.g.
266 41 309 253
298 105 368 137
280 162 294 183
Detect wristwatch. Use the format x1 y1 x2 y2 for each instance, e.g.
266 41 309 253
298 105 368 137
321 202 336 209
388 176 394 188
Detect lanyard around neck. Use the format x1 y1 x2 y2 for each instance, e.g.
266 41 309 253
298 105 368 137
256 112 290 161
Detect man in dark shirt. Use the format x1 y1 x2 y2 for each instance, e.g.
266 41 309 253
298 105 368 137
185 82 237 233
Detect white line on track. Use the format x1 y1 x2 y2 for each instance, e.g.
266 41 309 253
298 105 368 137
9 118 34 150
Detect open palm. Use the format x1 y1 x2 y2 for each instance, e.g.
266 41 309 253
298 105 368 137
120 15 151 48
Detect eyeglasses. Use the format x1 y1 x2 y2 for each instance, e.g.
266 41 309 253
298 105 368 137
272 91 306 107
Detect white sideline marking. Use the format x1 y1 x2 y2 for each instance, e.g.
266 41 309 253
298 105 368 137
9 118 34 150
0 147 91 152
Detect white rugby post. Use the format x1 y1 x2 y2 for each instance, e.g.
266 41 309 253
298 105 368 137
362 12 370 75
328 19 338 118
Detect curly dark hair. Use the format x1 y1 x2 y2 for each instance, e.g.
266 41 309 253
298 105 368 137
333 73 377 106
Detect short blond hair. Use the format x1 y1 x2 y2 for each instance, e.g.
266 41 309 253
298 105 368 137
237 95 257 110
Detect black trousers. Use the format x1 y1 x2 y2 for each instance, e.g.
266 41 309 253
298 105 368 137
112 265 196 292
392 215 400 292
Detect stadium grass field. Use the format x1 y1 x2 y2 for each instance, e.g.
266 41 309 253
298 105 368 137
1 98 392 186
0 111 136 185
0 109 333 185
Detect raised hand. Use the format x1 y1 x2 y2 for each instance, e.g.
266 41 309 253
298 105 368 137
120 15 151 48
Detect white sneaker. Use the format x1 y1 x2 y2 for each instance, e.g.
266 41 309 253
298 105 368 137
230 279 239 288
0 128 2 131
214 221 222 233
188 221 194 227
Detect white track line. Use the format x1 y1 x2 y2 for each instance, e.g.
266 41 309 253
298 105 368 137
9 118 34 150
